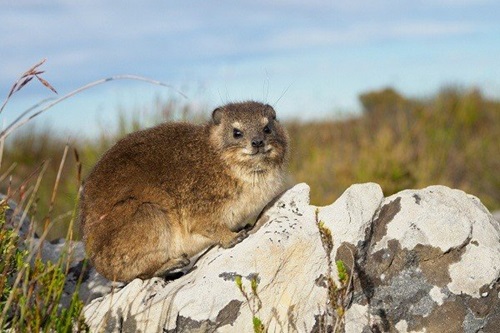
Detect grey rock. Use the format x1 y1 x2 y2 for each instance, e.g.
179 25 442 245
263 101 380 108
82 184 499 332
4 184 500 332
0 193 31 237
493 210 500 223
351 186 500 332
30 238 118 307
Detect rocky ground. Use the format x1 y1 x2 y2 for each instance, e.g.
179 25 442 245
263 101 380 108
4 184 500 332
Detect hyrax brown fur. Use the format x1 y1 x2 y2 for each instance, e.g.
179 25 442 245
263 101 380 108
79 101 289 282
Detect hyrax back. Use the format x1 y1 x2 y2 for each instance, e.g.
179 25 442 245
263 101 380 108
79 101 288 282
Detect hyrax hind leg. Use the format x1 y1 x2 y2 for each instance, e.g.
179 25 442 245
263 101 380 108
149 254 190 278
91 202 190 282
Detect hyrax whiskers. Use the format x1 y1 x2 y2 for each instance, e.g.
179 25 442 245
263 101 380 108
79 101 289 282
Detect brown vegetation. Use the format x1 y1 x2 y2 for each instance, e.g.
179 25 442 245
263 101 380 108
289 87 499 208
2 87 499 239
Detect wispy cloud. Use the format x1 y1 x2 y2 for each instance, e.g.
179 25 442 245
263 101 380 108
1 0 499 135
265 20 481 52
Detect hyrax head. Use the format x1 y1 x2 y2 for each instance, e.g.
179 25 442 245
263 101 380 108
210 101 288 172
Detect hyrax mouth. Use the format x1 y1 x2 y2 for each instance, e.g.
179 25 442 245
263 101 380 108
245 146 272 156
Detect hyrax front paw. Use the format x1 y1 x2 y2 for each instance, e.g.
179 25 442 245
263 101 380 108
221 230 249 249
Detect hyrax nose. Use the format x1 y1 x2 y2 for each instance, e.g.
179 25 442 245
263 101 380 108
251 138 265 148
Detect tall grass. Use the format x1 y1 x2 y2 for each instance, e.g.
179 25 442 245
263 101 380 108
289 87 499 208
0 203 88 332
0 59 185 331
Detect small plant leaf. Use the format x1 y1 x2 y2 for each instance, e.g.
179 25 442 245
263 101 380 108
253 316 264 333
336 260 348 284
251 276 259 294
235 275 243 291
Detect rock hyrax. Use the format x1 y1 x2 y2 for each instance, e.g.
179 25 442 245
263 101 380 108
79 101 289 282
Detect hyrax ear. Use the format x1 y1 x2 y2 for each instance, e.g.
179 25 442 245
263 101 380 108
264 104 276 120
212 107 223 125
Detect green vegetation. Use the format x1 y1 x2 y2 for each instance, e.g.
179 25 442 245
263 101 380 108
0 201 88 332
315 208 352 332
235 274 264 333
0 60 95 332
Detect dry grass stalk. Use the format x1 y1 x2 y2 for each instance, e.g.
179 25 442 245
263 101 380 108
1 62 187 140
0 59 57 115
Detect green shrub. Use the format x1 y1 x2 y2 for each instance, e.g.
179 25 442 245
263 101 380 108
0 201 88 332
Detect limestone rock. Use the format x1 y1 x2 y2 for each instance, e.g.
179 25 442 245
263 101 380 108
82 183 500 332
350 186 500 332
4 183 500 332
84 183 360 332
493 210 500 223
0 193 31 237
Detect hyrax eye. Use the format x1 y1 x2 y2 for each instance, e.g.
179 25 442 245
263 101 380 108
233 128 243 139
263 125 271 134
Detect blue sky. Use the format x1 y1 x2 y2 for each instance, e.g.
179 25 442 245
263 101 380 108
1 0 500 138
